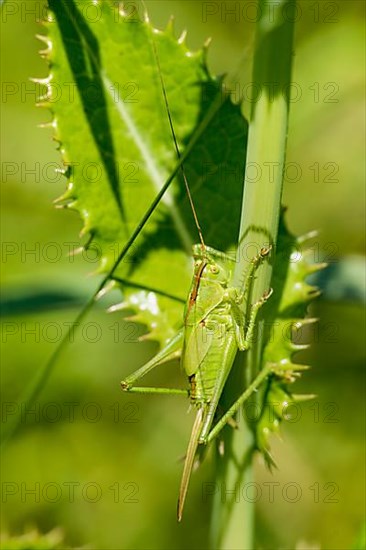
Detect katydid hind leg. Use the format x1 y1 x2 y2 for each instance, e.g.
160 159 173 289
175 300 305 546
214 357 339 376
199 290 273 444
206 363 272 444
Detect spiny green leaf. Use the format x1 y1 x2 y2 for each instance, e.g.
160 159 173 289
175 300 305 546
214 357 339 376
255 216 326 464
41 0 248 343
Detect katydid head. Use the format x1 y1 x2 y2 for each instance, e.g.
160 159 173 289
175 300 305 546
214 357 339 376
192 244 235 285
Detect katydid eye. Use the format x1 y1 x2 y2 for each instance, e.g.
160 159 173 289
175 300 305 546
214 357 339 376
210 265 219 274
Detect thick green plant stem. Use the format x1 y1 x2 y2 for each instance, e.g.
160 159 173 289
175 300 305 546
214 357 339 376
211 1 296 548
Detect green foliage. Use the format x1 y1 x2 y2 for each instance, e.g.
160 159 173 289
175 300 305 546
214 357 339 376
42 0 324 478
352 523 366 550
256 218 325 464
43 0 247 343
0 529 69 550
1 0 364 548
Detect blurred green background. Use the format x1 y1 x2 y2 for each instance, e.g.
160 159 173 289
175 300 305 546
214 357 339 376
1 1 365 549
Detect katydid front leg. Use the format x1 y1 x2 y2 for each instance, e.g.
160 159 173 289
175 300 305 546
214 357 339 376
230 287 274 351
121 330 187 396
228 245 272 351
235 246 272 305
